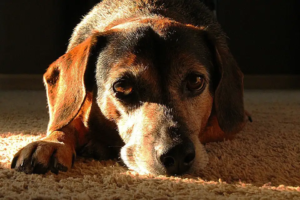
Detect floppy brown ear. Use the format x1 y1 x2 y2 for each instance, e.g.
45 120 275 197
203 27 246 135
213 44 245 134
43 32 106 133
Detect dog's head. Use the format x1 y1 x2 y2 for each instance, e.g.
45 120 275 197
44 18 245 175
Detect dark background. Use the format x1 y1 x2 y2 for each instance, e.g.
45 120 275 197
0 0 299 75
217 1 300 75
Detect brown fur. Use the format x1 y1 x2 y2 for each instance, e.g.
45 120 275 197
12 0 250 175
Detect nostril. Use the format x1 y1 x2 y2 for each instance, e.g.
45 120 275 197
184 152 195 165
157 140 195 175
161 156 175 167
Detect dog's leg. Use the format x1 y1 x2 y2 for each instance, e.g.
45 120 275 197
11 93 93 174
11 129 76 174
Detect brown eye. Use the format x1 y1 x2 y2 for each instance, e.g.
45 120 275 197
113 80 133 96
186 74 205 92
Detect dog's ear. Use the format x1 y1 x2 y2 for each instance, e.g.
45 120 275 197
43 32 107 133
204 28 245 134
214 44 245 134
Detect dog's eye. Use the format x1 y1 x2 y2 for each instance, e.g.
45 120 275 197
186 74 205 92
113 80 133 96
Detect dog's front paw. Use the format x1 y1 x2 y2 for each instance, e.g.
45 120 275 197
11 140 75 174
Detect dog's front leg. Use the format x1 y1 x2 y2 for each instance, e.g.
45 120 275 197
11 130 76 174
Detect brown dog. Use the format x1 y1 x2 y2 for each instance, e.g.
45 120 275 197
11 0 250 176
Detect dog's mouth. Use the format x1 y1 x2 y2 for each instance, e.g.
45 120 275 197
120 135 208 176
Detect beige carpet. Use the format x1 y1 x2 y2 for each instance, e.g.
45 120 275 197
0 90 300 199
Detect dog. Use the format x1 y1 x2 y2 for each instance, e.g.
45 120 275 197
11 0 250 176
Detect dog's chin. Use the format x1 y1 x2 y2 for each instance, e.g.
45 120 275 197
120 140 209 176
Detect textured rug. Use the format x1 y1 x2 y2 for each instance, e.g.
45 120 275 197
0 90 300 199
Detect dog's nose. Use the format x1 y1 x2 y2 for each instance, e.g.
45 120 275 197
158 141 195 175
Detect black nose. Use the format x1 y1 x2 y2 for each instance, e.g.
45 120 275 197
159 141 195 175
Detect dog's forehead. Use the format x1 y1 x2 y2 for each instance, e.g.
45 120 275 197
97 22 212 85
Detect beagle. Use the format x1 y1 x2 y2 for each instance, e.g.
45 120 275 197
12 0 250 176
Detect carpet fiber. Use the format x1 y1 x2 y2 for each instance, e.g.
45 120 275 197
0 90 300 199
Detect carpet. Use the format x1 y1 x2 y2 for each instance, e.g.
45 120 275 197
0 90 300 199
